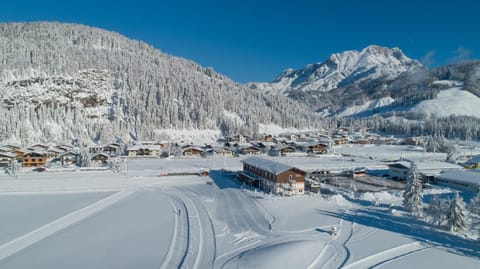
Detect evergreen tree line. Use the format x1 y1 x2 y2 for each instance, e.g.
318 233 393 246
403 163 480 240
0 22 324 145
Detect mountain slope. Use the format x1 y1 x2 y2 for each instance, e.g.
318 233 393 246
249 46 480 119
249 45 422 95
0 22 320 145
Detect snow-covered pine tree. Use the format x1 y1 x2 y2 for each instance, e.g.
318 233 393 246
425 136 438 153
403 162 423 216
448 192 467 233
468 189 480 239
428 195 449 227
469 188 480 217
445 146 457 164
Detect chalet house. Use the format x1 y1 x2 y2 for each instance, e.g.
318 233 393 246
127 145 161 157
22 151 47 167
2 145 20 151
12 149 29 161
56 145 74 152
227 134 248 143
46 148 65 159
239 157 305 195
103 144 121 157
333 136 348 145
29 144 49 151
91 153 109 166
182 146 204 157
403 137 425 146
88 145 104 155
307 143 328 154
214 147 235 157
58 151 79 166
268 145 296 157
0 152 16 168
350 138 369 145
239 145 261 155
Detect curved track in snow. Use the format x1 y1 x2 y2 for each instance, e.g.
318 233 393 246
161 188 216 269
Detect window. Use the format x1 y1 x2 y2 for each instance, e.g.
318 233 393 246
289 175 293 180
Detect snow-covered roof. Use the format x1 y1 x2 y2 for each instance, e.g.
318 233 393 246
91 152 109 158
47 148 65 154
242 156 295 175
436 170 480 187
389 161 462 171
59 151 78 158
127 145 161 151
467 155 480 164
182 146 204 152
0 152 16 158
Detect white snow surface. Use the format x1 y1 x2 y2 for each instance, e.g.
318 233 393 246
0 155 478 268
337 96 395 117
410 88 480 118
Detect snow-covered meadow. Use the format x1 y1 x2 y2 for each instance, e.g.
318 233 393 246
0 157 479 268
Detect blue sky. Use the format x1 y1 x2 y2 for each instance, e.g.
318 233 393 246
1 0 478 82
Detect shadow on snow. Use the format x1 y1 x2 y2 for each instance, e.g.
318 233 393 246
315 206 480 259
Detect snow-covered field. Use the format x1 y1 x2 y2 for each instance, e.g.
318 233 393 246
0 157 478 268
410 88 480 118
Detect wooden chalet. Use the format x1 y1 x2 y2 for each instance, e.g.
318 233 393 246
56 144 74 152
12 149 29 161
22 151 47 167
307 143 328 154
103 144 121 157
239 156 305 196
29 144 49 151
2 145 20 151
269 145 296 156
88 145 104 154
91 153 109 166
127 145 161 157
239 145 261 155
182 146 204 157
214 147 235 157
227 134 248 143
58 151 79 166
0 152 16 168
46 148 65 159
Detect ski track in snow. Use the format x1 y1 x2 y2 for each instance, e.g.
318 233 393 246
161 188 216 269
342 242 428 269
0 188 135 262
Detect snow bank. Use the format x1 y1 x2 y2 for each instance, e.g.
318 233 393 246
327 194 352 206
225 240 324 269
358 191 402 204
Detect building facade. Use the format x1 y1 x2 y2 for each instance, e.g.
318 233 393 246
239 156 305 196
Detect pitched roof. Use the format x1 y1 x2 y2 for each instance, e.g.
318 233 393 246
241 156 294 175
127 144 161 151
436 170 480 187
0 152 16 158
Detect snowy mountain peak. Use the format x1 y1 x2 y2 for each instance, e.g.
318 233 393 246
252 45 422 94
